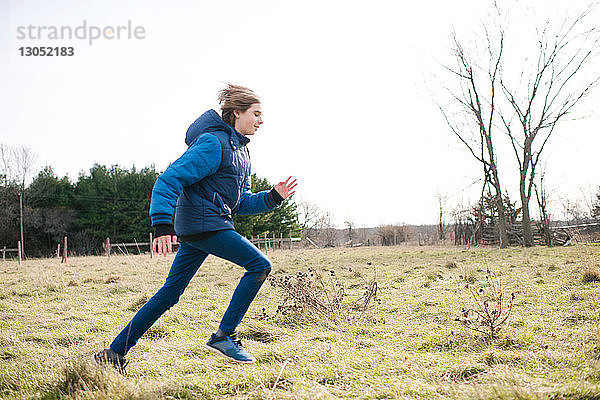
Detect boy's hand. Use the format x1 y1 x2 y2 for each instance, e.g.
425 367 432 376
274 176 298 199
153 235 178 257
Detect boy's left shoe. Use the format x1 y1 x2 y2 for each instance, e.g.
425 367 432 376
91 348 128 374
205 333 256 364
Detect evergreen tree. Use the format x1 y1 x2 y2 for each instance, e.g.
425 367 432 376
24 167 75 255
72 164 158 243
470 192 520 226
27 166 73 208
0 181 20 247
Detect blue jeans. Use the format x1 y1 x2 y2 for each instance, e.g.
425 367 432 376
110 229 272 356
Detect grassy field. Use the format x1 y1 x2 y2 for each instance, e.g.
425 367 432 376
1 244 599 399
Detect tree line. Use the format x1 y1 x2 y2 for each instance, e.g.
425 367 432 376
0 147 299 257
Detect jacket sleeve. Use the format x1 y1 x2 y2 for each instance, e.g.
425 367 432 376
149 135 222 226
235 170 284 215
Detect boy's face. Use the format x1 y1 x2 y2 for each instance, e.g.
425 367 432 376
234 103 263 136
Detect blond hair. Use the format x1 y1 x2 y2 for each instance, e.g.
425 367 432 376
217 83 261 127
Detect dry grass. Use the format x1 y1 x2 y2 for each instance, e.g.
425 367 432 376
1 244 599 399
582 267 600 283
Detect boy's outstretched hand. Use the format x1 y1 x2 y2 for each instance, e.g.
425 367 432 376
153 235 178 257
274 176 297 199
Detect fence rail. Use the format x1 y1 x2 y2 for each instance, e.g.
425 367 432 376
1 242 22 264
1 247 18 259
102 232 302 259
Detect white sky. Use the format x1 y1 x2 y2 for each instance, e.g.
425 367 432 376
1 0 598 227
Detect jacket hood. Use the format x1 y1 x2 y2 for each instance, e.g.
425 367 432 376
185 109 233 146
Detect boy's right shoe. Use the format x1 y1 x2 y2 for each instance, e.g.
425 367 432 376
204 333 256 364
91 348 128 374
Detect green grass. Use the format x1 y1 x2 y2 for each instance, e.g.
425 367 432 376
1 245 600 399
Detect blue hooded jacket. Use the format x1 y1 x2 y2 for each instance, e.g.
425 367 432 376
149 109 283 237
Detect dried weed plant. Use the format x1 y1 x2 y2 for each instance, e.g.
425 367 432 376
265 266 380 325
455 267 515 340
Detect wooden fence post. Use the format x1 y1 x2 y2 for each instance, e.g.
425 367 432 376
17 241 21 265
106 237 111 260
149 233 153 258
264 232 268 255
57 243 60 258
61 236 67 263
2 246 5 261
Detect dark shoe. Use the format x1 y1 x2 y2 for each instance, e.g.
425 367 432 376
91 348 128 374
205 333 256 363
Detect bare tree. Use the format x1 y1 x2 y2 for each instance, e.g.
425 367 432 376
376 224 406 246
12 146 37 190
437 193 446 241
297 200 322 235
500 6 600 246
0 144 15 185
592 187 600 220
437 16 511 248
578 184 599 222
560 197 587 223
297 201 341 247
11 146 37 256
315 211 338 247
354 225 369 246
344 220 355 244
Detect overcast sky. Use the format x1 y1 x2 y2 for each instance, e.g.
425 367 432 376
1 0 598 227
